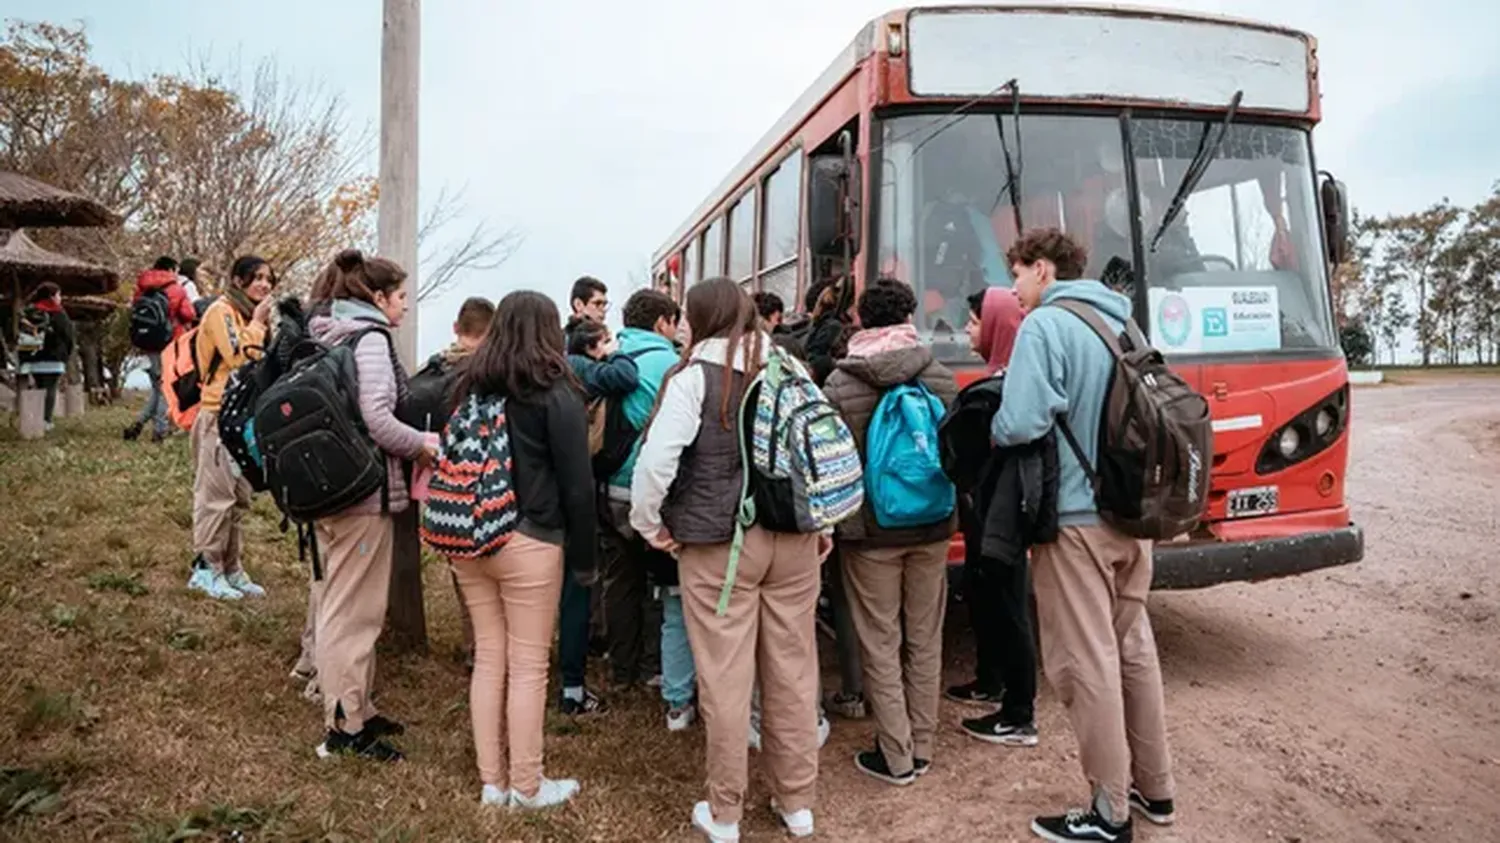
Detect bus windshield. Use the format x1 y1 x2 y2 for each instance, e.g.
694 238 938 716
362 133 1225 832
873 112 1335 363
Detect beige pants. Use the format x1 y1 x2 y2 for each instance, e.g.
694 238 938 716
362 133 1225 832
452 534 564 796
314 512 394 733
297 578 324 676
191 410 252 575
1032 524 1175 819
842 540 949 774
679 527 821 824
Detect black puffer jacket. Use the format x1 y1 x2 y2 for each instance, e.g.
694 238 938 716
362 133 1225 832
940 374 1059 566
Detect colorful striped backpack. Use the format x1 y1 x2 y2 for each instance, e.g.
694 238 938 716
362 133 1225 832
420 393 520 560
716 345 863 614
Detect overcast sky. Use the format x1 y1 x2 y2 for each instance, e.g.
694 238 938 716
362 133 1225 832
8 0 1498 356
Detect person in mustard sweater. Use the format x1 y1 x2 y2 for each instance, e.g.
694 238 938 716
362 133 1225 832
188 255 275 600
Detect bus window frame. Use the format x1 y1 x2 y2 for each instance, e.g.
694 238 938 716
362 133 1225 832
757 145 807 309
727 186 758 285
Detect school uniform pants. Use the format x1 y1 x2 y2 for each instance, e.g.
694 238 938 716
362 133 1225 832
452 534 564 795
601 500 662 684
314 511 394 734
841 540 949 775
190 410 252 576
679 527 821 825
1032 524 1176 819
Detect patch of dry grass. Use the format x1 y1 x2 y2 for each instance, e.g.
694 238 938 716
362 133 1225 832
0 406 762 842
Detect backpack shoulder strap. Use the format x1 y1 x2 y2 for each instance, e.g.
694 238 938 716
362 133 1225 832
1051 300 1125 359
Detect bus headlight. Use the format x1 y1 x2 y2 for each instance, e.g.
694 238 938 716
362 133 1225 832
1278 427 1301 459
1315 408 1336 438
1256 386 1350 475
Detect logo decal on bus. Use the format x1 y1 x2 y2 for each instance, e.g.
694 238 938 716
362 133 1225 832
1202 307 1229 338
1157 294 1192 348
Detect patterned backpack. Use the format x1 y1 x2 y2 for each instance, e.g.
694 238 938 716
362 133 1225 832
715 345 862 615
420 393 520 560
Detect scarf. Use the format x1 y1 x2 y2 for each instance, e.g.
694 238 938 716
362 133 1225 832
224 284 256 320
32 298 63 314
846 323 921 357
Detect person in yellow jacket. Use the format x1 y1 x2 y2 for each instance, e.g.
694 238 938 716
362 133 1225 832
188 255 275 600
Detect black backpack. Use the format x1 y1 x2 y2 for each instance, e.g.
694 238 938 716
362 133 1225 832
218 300 311 492
400 352 461 432
938 374 1005 494
1052 300 1213 541
130 290 174 352
590 347 666 482
253 326 390 525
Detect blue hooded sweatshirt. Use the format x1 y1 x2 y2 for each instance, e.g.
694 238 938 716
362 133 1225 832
609 326 680 489
991 279 1133 526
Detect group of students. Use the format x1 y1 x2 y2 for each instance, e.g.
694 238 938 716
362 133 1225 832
158 225 1174 843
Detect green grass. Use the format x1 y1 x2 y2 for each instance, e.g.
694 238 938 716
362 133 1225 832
0 404 728 842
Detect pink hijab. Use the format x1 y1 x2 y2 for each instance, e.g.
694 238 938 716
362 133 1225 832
977 288 1024 374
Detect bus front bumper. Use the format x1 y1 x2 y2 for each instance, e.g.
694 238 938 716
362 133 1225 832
1151 524 1364 590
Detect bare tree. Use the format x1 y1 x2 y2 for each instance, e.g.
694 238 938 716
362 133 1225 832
414 186 523 302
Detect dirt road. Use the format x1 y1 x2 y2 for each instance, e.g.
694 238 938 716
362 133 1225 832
808 377 1500 842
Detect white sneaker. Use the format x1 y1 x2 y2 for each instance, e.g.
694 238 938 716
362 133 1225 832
480 784 510 807
667 703 697 732
187 567 242 600
691 801 740 842
225 571 265 598
749 715 827 750
771 799 815 838
512 777 579 809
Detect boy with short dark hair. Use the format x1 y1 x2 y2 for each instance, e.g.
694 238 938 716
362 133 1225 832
992 228 1175 842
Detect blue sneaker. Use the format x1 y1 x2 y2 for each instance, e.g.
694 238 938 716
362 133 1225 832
188 567 243 600
226 570 266 598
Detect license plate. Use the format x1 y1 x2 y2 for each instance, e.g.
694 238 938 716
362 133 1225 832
1226 486 1278 518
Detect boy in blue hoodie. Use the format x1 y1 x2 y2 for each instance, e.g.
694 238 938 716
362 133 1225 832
602 290 698 730
991 229 1175 843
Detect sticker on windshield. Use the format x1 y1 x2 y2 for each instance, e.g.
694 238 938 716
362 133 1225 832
1148 286 1281 353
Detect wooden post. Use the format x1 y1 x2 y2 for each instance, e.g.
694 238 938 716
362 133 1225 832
379 0 427 652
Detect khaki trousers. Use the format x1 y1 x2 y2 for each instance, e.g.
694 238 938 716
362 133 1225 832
679 527 821 824
314 512 393 733
452 534 564 796
842 540 949 774
1032 524 1175 819
191 410 251 575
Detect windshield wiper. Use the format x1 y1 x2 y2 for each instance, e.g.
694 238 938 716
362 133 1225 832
990 79 1025 233
1147 90 1242 253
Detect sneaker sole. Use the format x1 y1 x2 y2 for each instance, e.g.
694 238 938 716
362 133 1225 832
853 753 916 787
963 728 1040 747
944 692 1003 706
692 815 740 843
1029 819 1129 842
770 801 814 838
1129 801 1176 826
667 718 694 732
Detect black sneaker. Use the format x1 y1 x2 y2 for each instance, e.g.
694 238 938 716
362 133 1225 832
317 728 404 762
150 428 168 444
122 422 143 442
559 688 606 716
945 681 1003 705
962 712 1039 746
914 758 931 777
1127 787 1175 826
853 747 915 787
363 715 406 737
1031 808 1132 842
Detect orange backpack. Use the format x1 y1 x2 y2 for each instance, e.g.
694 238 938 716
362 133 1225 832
160 328 220 431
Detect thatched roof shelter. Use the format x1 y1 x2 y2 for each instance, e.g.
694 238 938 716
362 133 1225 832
63 294 120 322
0 229 119 298
0 172 120 230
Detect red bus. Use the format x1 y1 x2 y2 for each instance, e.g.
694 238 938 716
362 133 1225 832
651 4 1364 589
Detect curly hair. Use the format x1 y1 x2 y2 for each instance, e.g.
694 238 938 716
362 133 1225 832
1006 228 1088 281
857 278 917 329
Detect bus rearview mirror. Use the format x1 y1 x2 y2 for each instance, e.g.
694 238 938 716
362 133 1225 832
1320 174 1350 266
808 156 861 259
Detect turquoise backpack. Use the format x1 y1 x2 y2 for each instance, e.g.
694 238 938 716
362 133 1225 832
864 382 955 529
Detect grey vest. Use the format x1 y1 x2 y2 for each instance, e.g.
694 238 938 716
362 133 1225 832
662 362 747 545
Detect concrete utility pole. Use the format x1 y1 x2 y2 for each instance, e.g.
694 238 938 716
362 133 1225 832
379 0 426 652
